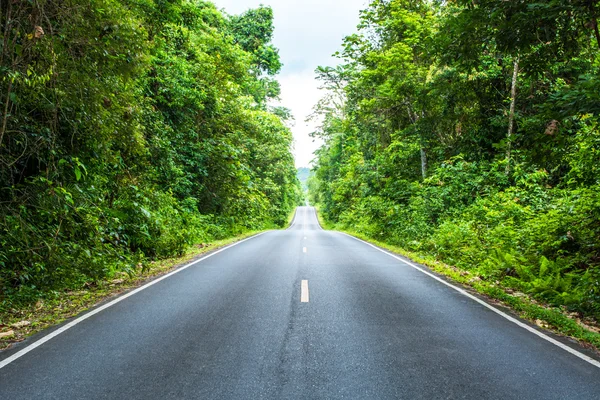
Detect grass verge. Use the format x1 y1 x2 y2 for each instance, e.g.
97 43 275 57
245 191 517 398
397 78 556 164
0 230 265 351
286 207 298 228
313 208 600 353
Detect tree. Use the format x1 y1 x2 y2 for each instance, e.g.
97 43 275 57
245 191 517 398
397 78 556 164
309 0 600 319
0 0 300 305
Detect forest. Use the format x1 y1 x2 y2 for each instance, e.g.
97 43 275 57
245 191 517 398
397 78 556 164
309 0 600 321
0 0 301 310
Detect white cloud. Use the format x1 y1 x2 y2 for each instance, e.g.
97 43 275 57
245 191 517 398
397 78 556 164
276 72 323 167
213 0 367 167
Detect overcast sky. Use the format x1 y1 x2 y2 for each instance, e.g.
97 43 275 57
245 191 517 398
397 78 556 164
213 0 367 168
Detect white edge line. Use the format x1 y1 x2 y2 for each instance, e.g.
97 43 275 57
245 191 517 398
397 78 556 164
0 231 269 370
311 207 324 230
340 232 600 369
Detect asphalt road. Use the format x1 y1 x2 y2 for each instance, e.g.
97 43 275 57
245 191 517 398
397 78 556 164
1 206 600 399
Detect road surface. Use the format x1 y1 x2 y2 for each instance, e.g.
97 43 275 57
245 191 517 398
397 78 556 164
1 206 600 399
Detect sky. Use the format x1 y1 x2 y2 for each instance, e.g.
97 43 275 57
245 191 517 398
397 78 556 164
213 0 367 168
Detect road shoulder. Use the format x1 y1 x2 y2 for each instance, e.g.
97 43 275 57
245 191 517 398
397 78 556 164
313 207 600 359
0 230 267 354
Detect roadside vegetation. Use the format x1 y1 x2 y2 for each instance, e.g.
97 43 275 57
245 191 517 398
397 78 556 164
0 1 302 318
309 0 600 333
0 231 264 350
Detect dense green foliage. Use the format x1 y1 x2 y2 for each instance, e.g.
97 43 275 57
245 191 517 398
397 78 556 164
310 0 600 319
0 0 301 308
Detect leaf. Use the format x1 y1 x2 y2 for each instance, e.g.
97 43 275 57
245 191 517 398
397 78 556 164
140 207 151 218
74 166 82 181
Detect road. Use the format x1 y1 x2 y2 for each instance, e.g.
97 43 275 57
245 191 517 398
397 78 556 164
1 206 600 399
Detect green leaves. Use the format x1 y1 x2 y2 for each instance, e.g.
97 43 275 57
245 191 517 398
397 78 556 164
228 6 281 76
0 0 300 306
310 0 600 320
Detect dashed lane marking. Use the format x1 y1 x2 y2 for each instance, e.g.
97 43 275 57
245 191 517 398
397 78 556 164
301 280 309 303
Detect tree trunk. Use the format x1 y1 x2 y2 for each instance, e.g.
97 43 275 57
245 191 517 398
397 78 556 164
406 106 428 179
593 18 600 50
505 57 519 175
420 147 427 179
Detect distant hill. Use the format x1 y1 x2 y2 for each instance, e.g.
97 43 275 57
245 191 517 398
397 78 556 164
297 167 310 191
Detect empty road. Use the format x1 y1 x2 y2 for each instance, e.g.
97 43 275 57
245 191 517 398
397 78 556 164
1 206 600 399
